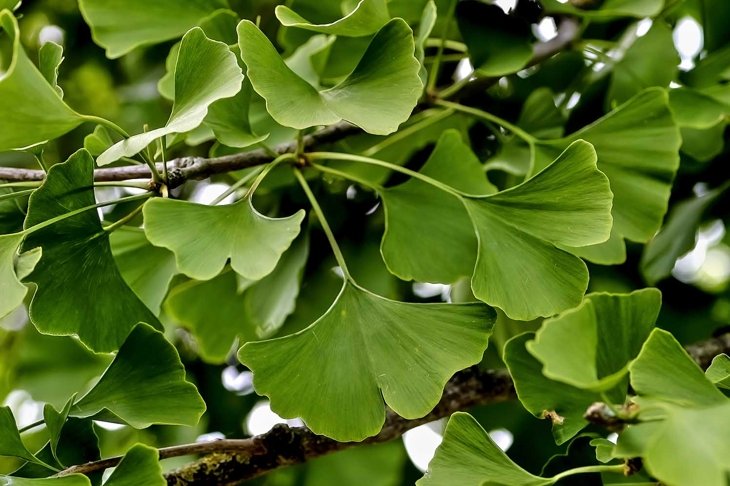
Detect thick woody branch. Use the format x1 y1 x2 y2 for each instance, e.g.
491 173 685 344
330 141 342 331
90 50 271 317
56 330 730 485
0 122 360 188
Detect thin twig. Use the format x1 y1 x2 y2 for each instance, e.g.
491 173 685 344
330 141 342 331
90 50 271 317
0 122 360 188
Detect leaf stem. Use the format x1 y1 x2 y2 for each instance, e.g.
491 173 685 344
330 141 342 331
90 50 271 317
307 152 463 198
293 168 353 282
362 108 454 157
426 0 457 93
103 204 145 233
18 419 45 434
310 163 382 191
246 153 296 198
550 464 625 483
0 188 35 202
434 99 537 144
81 115 131 139
210 167 264 205
23 192 154 236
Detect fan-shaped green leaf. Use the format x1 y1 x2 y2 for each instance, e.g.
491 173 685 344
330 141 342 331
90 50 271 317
0 11 84 151
238 18 422 135
468 140 612 319
22 150 160 352
527 289 660 392
239 282 495 441
417 412 548 486
43 397 74 462
381 129 495 283
143 197 304 281
414 1 436 85
504 334 600 445
111 227 178 314
71 323 206 428
629 329 726 407
104 444 164 486
705 355 730 390
78 0 228 58
275 0 390 36
38 42 64 97
98 27 243 165
456 1 533 77
639 404 730 486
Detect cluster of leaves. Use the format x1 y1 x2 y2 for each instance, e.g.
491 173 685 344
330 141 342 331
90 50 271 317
0 0 728 485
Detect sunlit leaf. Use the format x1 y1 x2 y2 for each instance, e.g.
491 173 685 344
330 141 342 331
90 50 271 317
705 354 730 390
629 329 726 407
71 323 206 428
104 444 164 486
238 18 422 135
38 42 64 97
23 150 160 352
417 412 548 486
0 11 84 151
641 184 728 284
239 282 495 441
143 198 304 281
504 334 601 445
456 1 533 76
381 129 495 283
98 27 243 165
527 289 660 392
111 227 178 314
78 0 229 58
607 22 678 105
468 140 612 319
275 0 390 36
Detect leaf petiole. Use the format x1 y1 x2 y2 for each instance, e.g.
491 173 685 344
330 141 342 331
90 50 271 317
434 99 537 145
293 168 353 283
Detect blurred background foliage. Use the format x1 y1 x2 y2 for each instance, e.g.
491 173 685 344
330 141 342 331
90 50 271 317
1 0 729 484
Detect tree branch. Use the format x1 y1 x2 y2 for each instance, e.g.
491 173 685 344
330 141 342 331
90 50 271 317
445 16 581 100
56 331 730 485
0 122 361 188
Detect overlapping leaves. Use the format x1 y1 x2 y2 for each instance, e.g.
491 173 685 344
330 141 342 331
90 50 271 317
380 133 612 320
22 150 160 352
98 27 243 165
238 18 422 135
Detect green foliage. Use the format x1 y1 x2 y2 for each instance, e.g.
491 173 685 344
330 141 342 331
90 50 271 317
0 1 728 485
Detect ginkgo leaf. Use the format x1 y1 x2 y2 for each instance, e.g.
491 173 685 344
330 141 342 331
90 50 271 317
78 0 228 58
165 271 257 363
629 329 726 408
527 289 661 392
38 42 64 97
275 0 390 36
467 140 613 320
504 333 601 445
110 227 178 314
537 88 681 262
22 150 160 352
705 355 730 390
414 1 436 85
0 11 84 151
104 444 165 486
0 476 91 486
0 407 47 465
456 1 533 77
143 198 304 281
98 27 243 165
239 282 495 441
71 323 206 428
43 397 74 462
0 233 31 319
417 412 549 486
381 129 495 283
238 18 422 135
